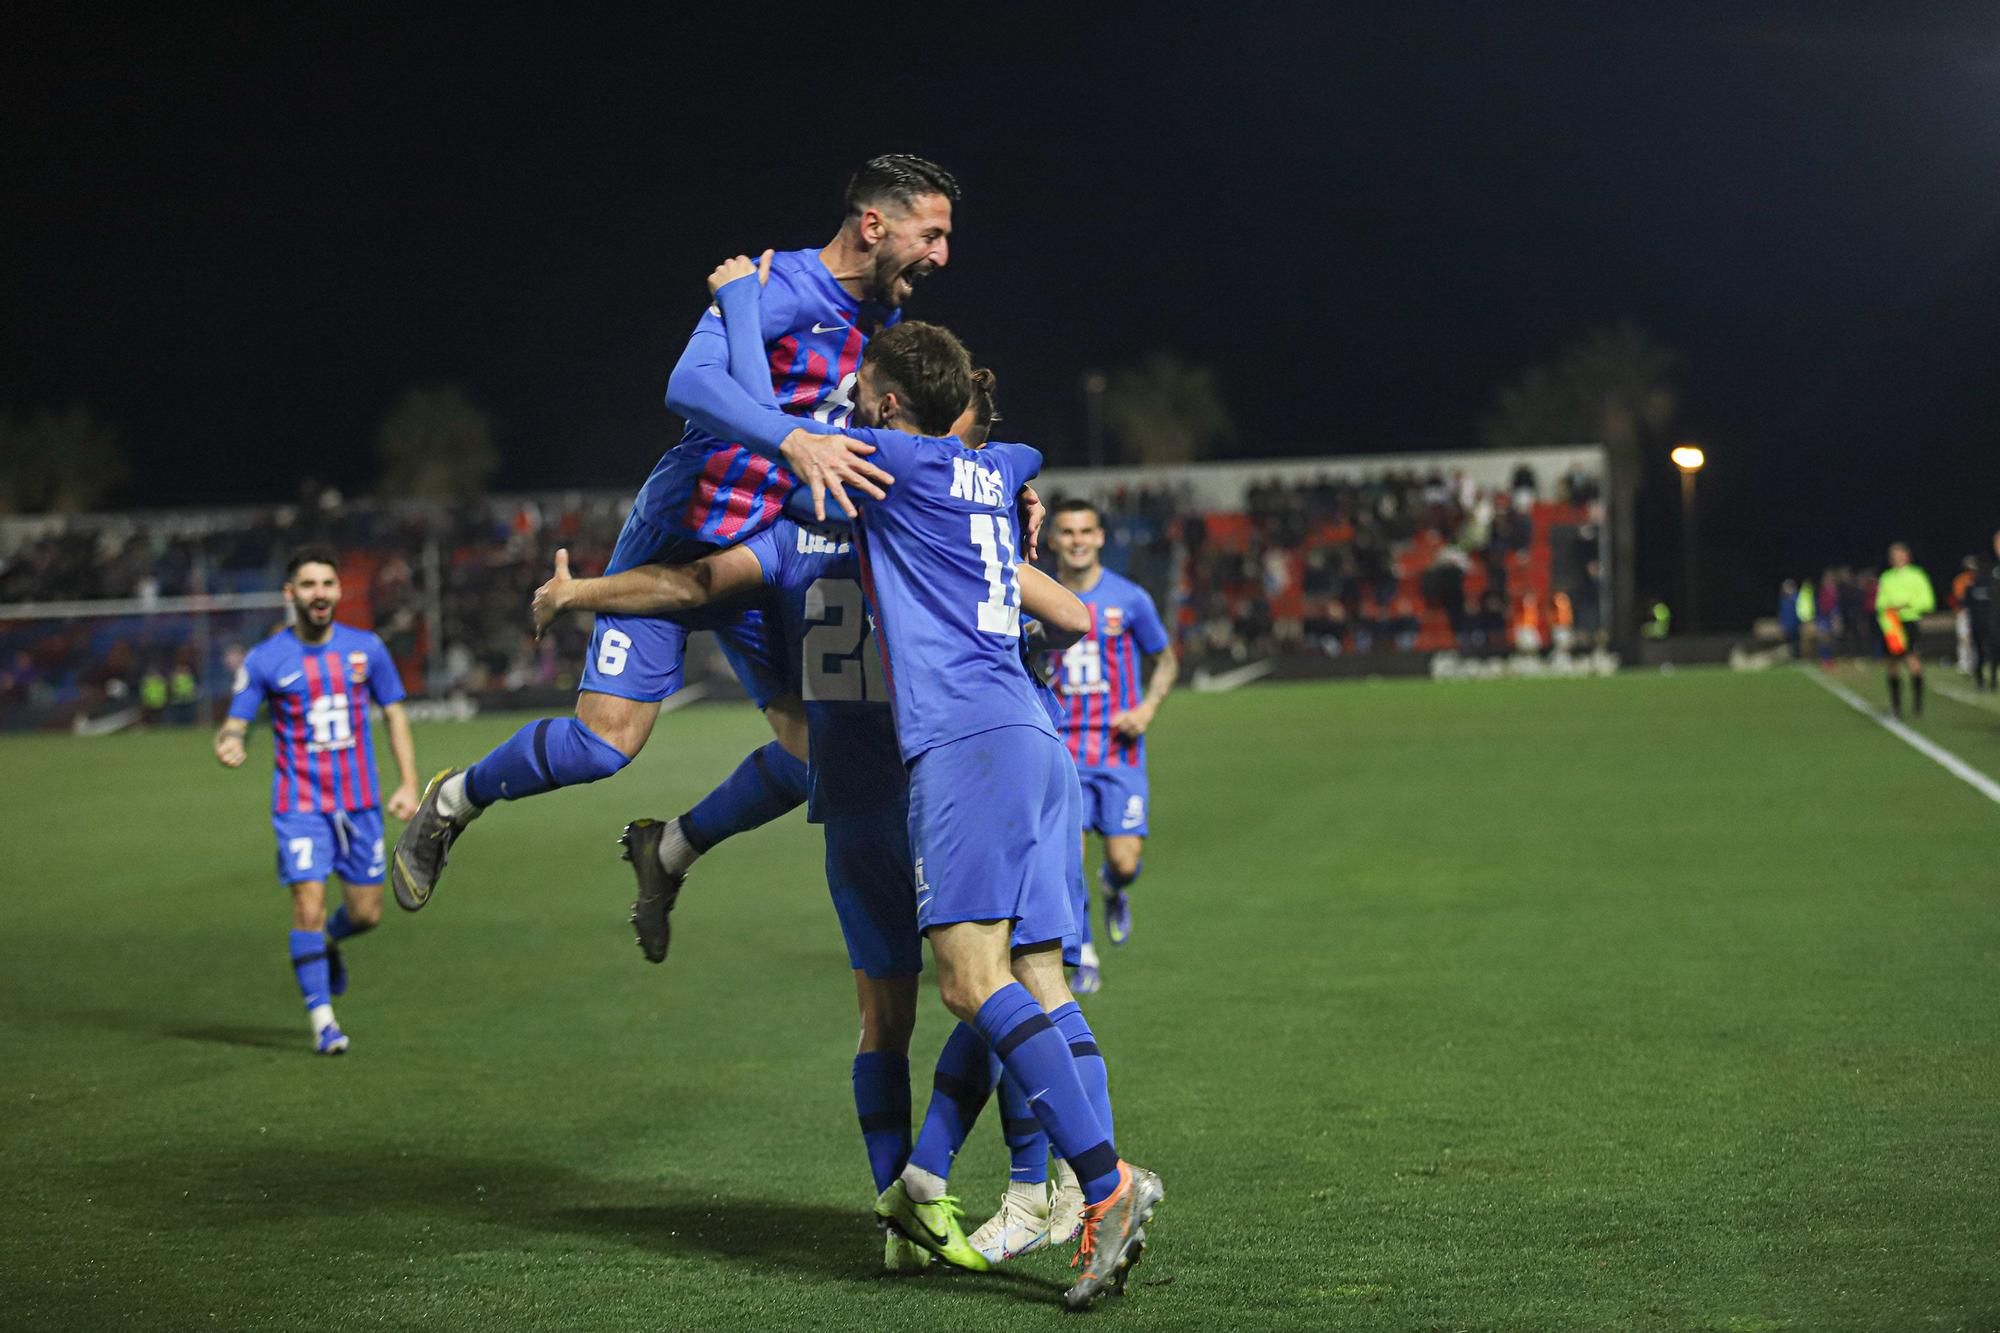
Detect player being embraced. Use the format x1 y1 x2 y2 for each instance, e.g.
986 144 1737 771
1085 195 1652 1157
535 364 1097 1271
1044 499 1177 992
390 156 960 916
214 547 419 1054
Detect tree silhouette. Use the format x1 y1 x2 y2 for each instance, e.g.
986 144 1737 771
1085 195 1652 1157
1483 322 1683 652
1101 351 1235 465
375 386 498 500
0 407 130 514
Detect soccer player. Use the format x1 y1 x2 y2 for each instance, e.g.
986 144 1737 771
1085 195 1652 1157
390 156 960 914
1876 542 1937 718
789 322 1159 1309
213 548 419 1053
533 366 1095 1271
1045 499 1177 991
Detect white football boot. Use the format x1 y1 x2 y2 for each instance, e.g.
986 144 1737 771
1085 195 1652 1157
968 1181 1054 1264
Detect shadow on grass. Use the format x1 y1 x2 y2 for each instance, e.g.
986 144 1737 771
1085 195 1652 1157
167 1024 299 1050
78 1142 1064 1301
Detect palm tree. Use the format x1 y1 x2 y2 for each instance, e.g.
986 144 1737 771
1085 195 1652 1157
1101 352 1235 465
1483 322 1683 651
375 386 499 500
0 407 130 514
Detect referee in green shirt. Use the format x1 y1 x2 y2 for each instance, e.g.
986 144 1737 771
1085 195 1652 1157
1875 542 1937 718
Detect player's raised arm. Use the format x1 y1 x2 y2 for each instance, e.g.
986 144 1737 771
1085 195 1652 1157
665 253 843 461
531 546 768 636
1020 565 1090 650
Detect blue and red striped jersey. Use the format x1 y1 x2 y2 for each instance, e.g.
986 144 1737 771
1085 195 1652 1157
228 624 405 814
1045 569 1169 770
633 248 901 549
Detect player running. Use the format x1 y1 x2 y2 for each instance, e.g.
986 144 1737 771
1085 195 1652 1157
213 548 419 1053
1876 542 1937 718
530 366 1093 1273
1044 499 1177 991
390 156 959 914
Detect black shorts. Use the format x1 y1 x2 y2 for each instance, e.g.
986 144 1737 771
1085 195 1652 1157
1887 621 1922 659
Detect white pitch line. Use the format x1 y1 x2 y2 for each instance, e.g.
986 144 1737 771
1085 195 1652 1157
1801 668 2000 806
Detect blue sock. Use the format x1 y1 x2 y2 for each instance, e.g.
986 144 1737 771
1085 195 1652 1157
852 1052 911 1195
972 984 1120 1204
908 1022 994 1180
1104 859 1142 891
288 929 331 1011
682 742 807 852
462 717 629 807
325 905 374 943
993 1052 1050 1184
1050 1001 1114 1153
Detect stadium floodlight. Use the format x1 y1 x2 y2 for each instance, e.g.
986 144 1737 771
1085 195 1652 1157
1672 444 1705 632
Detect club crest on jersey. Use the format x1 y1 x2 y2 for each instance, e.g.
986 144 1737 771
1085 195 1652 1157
949 457 1005 506
347 652 370 686
1101 607 1125 636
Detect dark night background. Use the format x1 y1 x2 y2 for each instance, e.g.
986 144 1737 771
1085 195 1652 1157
6 4 1997 630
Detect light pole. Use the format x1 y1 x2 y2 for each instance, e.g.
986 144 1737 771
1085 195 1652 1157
1671 445 1706 634
1083 371 1107 469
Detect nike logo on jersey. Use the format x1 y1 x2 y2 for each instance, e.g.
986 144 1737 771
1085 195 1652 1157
277 672 303 687
811 321 848 334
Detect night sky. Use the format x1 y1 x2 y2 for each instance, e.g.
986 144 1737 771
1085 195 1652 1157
7 5 1998 627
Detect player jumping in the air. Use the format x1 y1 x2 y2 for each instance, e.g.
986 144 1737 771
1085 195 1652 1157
390 156 960 916
532 288 1095 1269
1045 499 1177 992
1876 542 1937 719
213 548 419 1053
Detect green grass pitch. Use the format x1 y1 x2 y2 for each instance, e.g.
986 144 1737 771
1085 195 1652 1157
3 667 1998 1330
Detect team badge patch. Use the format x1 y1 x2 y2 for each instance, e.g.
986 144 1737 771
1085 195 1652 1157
347 651 370 686
1102 607 1125 636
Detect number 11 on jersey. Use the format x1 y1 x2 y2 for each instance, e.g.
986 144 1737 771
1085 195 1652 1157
970 513 1021 637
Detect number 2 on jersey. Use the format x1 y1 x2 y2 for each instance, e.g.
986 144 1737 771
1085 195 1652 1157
970 514 1021 637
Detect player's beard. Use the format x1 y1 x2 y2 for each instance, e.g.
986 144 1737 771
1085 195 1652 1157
294 598 336 637
875 251 935 308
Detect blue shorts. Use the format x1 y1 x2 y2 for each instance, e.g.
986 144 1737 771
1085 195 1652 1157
822 801 923 980
908 725 1079 957
580 511 789 707
1078 765 1149 838
272 808 384 886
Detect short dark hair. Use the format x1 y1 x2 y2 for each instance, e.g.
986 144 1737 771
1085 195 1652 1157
846 154 960 218
863 322 973 437
1053 498 1102 524
284 545 340 580
962 367 1000 447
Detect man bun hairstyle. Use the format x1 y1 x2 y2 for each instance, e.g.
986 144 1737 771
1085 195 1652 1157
284 545 340 580
846 154 960 218
964 367 1000 446
863 322 974 438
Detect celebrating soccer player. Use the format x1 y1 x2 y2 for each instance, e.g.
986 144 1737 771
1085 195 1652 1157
213 548 419 1053
390 156 960 914
1044 499 1177 991
1876 541 1937 718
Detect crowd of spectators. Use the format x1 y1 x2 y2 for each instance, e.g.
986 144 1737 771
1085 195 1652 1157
1051 460 1606 665
2 457 1608 726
